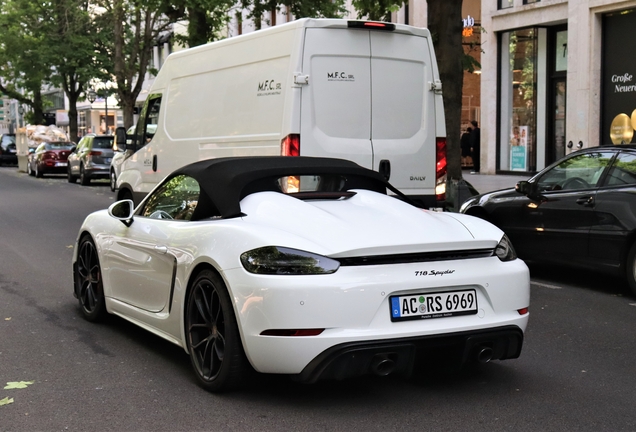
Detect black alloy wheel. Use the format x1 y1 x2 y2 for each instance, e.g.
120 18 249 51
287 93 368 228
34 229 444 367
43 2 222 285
67 165 76 183
186 270 250 392
35 163 43 178
75 236 107 321
80 164 90 185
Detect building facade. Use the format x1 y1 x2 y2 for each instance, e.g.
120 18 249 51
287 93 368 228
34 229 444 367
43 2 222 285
481 0 636 175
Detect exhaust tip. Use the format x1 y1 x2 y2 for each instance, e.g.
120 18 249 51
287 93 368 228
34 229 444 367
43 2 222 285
476 346 493 364
371 354 396 376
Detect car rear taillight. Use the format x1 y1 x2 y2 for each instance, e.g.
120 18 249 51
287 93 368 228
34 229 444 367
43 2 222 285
89 151 102 156
435 137 447 202
281 134 300 156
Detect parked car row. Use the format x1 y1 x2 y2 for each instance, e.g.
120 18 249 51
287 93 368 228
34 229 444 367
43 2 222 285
20 134 117 187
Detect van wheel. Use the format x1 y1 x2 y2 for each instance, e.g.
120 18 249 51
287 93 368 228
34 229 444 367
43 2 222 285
80 165 90 185
626 242 636 297
186 270 251 392
67 166 76 183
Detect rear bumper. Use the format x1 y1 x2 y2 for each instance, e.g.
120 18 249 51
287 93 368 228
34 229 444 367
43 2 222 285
295 325 523 383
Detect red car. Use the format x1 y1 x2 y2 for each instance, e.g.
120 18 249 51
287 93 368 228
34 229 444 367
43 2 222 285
27 141 75 177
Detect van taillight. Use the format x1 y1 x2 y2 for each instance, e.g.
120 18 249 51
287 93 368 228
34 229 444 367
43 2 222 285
435 137 447 202
281 134 300 156
89 151 102 156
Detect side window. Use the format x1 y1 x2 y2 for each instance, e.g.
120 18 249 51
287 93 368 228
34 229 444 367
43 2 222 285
141 175 200 221
134 95 161 151
605 152 636 186
537 152 615 192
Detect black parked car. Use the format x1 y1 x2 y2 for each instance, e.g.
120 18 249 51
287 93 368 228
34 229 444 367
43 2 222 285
0 133 17 165
460 145 636 296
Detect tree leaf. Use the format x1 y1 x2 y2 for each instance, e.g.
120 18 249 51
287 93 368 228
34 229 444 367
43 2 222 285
4 381 35 390
0 397 14 406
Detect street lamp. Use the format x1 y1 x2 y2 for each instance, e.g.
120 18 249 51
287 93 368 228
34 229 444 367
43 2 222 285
87 89 97 104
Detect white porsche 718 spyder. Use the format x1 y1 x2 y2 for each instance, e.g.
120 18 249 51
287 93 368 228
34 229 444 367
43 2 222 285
72 156 530 392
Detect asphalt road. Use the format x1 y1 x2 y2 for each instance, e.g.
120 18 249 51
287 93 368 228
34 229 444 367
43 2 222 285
1 166 636 431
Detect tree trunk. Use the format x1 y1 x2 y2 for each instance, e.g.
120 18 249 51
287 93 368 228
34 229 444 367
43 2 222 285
428 0 464 183
32 89 44 125
68 92 79 143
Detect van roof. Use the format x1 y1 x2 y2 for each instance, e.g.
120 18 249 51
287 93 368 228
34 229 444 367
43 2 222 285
165 19 431 62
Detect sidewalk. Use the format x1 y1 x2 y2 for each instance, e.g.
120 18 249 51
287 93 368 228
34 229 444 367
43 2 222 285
460 169 531 195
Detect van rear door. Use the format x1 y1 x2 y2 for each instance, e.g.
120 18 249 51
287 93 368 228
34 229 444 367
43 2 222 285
300 28 373 168
370 31 436 197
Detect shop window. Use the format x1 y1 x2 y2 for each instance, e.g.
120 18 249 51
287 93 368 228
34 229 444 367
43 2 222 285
499 29 538 172
498 0 513 9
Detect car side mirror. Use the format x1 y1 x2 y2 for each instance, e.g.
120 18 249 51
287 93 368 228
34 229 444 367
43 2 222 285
515 180 531 195
115 127 128 151
108 200 134 227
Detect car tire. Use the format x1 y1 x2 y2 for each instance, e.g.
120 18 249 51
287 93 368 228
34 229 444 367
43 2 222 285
27 162 33 176
110 170 117 192
67 166 77 183
186 269 251 392
80 165 90 185
118 188 134 203
74 235 107 322
626 242 636 297
35 163 43 178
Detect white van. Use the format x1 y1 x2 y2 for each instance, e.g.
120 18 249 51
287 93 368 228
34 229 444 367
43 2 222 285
116 18 447 207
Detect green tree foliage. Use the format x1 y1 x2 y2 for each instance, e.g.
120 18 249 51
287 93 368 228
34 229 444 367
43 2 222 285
96 0 173 128
47 0 108 143
351 0 403 22
161 0 235 47
238 0 346 32
0 0 51 125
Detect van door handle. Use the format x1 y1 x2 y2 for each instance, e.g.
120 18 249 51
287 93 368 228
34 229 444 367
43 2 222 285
152 155 157 172
379 159 391 181
154 245 168 254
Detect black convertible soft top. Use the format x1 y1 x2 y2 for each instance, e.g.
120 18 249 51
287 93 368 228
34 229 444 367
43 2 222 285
169 156 407 220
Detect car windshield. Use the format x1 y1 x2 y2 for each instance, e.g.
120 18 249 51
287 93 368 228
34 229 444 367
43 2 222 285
93 137 114 149
1 135 16 145
45 142 74 150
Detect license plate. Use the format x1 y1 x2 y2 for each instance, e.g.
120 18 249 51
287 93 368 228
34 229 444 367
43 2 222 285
390 289 478 322
9 149 16 153
56 162 67 167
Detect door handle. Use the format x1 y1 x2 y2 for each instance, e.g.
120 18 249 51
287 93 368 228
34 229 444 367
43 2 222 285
152 155 157 172
576 196 594 207
154 245 168 254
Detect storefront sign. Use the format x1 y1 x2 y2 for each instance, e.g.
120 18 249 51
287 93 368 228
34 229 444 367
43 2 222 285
602 10 636 145
511 127 528 171
462 15 475 37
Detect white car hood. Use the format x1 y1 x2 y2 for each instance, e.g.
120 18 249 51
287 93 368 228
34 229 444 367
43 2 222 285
239 190 503 257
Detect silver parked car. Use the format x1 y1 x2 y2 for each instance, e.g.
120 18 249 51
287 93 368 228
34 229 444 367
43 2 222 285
67 135 114 185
